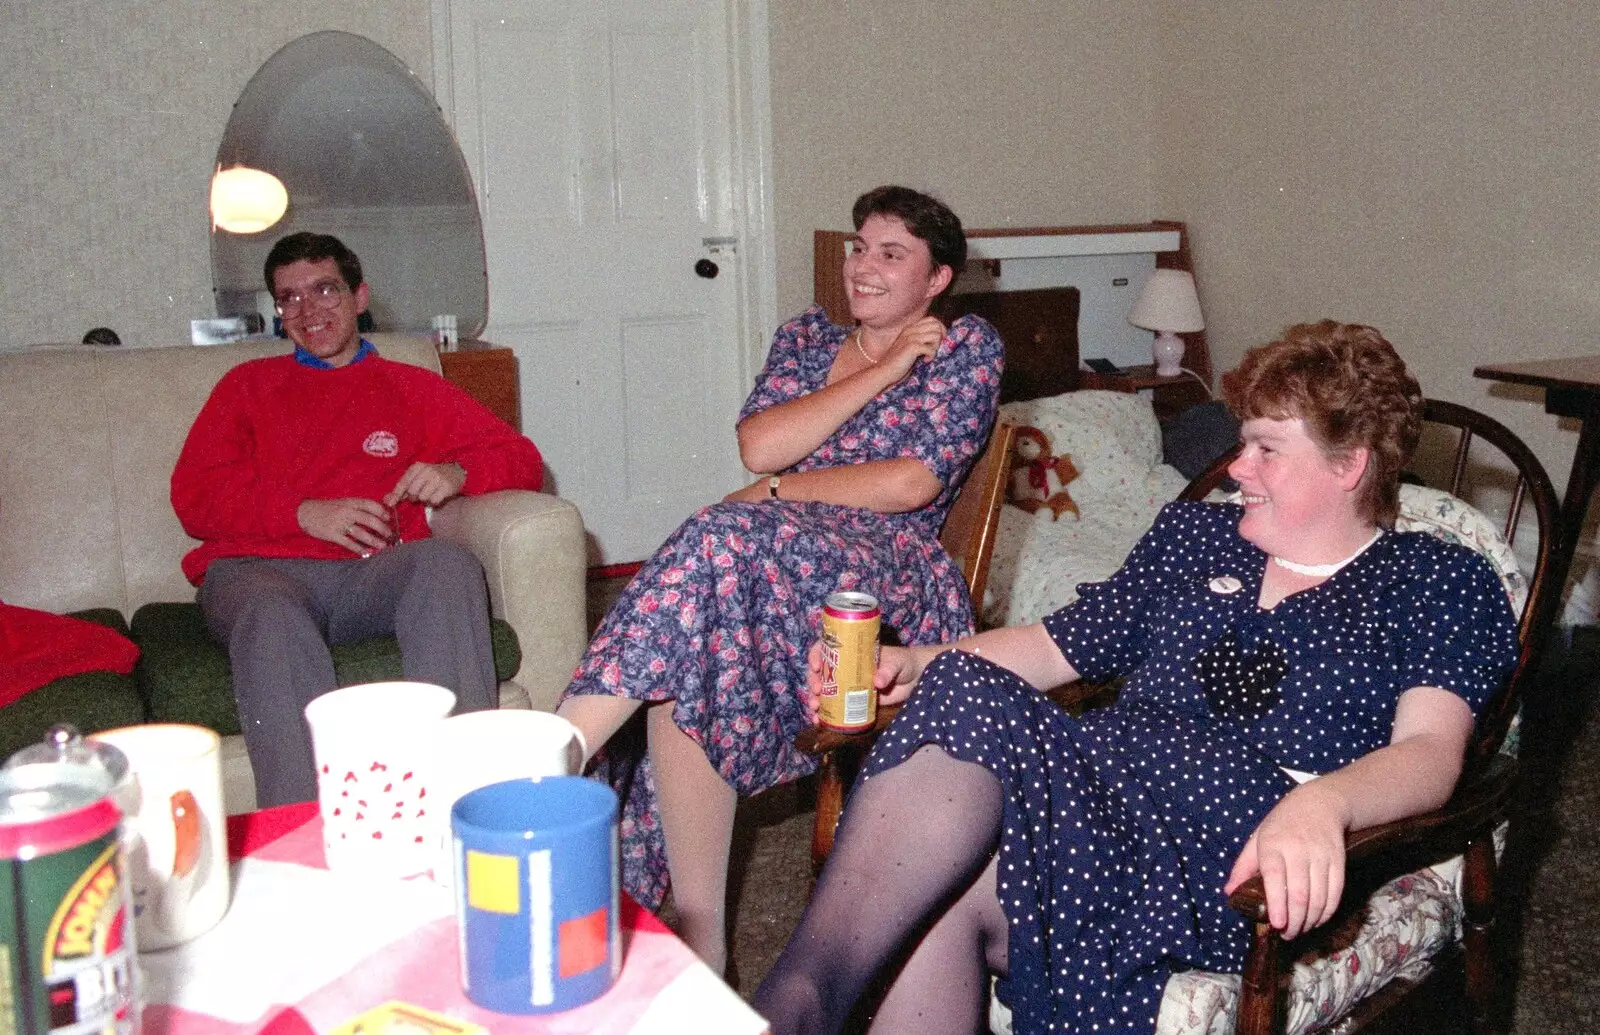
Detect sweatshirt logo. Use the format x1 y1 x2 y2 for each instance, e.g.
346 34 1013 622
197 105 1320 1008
363 431 399 458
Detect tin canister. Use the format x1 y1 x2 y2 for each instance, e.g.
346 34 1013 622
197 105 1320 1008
1 739 138 1035
818 591 881 731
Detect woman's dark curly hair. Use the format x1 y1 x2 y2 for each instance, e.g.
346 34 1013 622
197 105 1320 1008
1221 320 1423 527
851 185 967 289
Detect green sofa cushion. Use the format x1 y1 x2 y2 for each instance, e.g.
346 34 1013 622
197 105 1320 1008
130 602 522 736
0 609 146 760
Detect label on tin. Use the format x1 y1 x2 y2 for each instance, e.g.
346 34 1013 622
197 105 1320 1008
2 795 136 1035
819 594 881 731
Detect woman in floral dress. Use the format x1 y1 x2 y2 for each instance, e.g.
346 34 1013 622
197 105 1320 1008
558 186 1004 971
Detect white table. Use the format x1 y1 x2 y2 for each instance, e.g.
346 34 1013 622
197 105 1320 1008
137 804 767 1035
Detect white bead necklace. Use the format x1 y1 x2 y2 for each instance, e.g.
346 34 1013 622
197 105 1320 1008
851 329 879 365
1271 529 1382 577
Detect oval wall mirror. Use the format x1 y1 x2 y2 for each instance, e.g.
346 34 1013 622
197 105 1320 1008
211 30 487 338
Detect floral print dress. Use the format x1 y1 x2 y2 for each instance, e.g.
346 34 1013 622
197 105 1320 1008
563 305 1004 907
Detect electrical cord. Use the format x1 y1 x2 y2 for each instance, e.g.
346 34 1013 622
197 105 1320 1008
1177 367 1215 397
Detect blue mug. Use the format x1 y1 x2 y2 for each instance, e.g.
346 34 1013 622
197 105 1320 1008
451 777 620 1014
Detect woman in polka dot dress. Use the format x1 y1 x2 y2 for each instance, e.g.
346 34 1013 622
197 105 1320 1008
557 186 1003 974
754 321 1520 1035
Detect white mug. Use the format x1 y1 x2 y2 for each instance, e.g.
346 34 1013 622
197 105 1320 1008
303 681 457 879
89 724 230 950
429 709 587 885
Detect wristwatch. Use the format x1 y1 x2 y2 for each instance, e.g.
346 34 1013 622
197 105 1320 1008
767 475 781 500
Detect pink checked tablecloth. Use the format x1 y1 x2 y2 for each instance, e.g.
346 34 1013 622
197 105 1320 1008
138 803 768 1035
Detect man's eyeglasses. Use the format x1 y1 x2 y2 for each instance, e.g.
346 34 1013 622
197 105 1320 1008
274 279 350 316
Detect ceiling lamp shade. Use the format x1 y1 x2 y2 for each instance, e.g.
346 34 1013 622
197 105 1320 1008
1127 269 1204 377
210 166 288 234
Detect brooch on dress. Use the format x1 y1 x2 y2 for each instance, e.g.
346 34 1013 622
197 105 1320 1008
1209 575 1243 595
1194 629 1287 722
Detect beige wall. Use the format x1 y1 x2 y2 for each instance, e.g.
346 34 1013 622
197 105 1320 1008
767 1 1159 317
0 1 430 348
1155 2 1600 516
5 2 1156 348
10 0 1595 521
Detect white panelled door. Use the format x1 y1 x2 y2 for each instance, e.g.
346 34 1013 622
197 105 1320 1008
442 0 757 564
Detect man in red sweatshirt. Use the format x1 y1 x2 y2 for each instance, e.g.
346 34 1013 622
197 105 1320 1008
172 232 544 807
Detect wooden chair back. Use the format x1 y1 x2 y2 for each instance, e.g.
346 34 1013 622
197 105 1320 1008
939 422 1017 607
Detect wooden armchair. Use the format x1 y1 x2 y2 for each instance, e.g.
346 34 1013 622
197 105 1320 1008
1162 398 1559 1035
795 422 1018 875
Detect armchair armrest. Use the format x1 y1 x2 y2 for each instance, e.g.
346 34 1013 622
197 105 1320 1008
1221 754 1517 1035
430 490 588 712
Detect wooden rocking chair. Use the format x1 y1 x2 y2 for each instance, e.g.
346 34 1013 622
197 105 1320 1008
1160 398 1560 1035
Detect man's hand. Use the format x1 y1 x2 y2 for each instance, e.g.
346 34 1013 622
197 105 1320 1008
1225 780 1352 940
298 498 394 555
384 462 467 508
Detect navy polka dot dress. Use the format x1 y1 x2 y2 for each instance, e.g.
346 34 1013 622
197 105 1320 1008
862 501 1519 1034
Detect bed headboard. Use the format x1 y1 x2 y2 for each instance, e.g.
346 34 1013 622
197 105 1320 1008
936 287 1079 404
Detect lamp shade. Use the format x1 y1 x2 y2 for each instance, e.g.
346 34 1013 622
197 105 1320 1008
1127 269 1204 333
210 166 288 234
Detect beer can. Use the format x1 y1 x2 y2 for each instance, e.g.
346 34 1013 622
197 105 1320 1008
1 737 138 1035
818 591 881 731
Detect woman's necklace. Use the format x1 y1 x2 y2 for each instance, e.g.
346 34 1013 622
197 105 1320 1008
851 329 878 365
1271 528 1383 577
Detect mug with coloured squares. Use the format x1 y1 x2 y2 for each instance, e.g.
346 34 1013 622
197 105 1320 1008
303 681 456 879
452 777 620 1013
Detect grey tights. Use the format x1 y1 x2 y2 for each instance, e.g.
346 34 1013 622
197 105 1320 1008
753 744 1008 1035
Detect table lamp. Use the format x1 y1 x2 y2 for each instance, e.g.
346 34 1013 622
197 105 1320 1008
1128 269 1203 377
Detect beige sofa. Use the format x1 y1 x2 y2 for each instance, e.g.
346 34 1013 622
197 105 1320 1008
0 333 587 809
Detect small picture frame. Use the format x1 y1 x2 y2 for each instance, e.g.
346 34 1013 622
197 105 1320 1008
190 317 252 346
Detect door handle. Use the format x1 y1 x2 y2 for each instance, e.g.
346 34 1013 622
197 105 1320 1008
695 259 719 279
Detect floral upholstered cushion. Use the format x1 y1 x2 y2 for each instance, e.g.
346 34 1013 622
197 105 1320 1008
1395 483 1527 616
1151 870 1461 1035
987 851 1465 1035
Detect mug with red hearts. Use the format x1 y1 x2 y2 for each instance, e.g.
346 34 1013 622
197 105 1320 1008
303 681 457 879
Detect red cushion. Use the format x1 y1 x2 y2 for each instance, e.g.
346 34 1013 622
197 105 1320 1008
0 602 140 710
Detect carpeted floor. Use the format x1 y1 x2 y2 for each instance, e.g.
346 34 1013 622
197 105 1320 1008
588 576 1600 1029
1496 626 1600 1033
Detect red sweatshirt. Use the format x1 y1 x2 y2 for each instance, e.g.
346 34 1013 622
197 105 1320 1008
172 353 542 584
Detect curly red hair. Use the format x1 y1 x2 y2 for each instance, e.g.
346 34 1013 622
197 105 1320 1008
1221 320 1422 527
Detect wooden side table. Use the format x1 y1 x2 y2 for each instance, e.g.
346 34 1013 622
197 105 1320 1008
440 343 520 432
1475 354 1600 620
1079 364 1212 422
